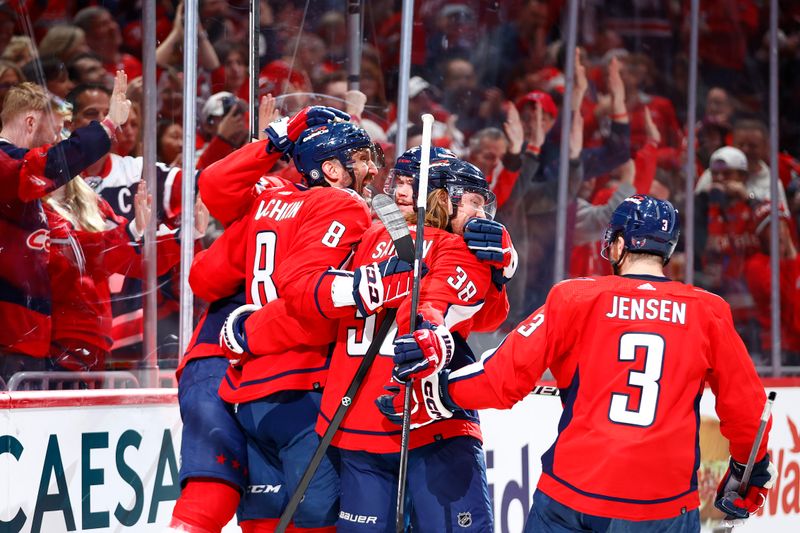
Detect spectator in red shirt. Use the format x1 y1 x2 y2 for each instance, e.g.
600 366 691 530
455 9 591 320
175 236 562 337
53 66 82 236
693 0 760 93
744 202 800 363
210 41 248 98
44 177 183 372
316 10 348 68
73 7 143 80
596 52 682 152
695 147 759 319
258 32 323 98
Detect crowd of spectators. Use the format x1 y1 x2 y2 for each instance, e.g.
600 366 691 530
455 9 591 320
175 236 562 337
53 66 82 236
1 0 799 386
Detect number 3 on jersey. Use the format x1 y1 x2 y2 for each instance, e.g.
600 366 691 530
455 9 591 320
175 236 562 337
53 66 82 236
608 332 664 427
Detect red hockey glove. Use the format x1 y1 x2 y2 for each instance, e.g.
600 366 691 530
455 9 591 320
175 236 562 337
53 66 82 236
715 454 777 519
462 218 518 289
352 257 425 316
392 320 454 382
219 304 259 367
375 373 454 429
265 106 350 154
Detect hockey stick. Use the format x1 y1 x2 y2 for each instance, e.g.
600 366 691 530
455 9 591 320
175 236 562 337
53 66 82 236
722 391 776 532
395 113 435 533
276 195 414 533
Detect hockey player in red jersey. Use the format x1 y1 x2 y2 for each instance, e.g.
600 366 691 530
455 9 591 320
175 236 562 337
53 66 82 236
390 194 776 532
166 106 356 533
187 119 418 533
320 148 512 532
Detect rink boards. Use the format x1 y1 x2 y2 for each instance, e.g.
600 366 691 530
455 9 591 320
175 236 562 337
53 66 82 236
1 382 798 532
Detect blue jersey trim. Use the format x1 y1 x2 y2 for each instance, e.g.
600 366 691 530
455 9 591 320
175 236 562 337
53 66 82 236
314 271 334 320
621 274 672 283
547 471 697 505
225 357 331 390
192 292 248 347
541 370 579 474
448 333 513 384
691 381 703 491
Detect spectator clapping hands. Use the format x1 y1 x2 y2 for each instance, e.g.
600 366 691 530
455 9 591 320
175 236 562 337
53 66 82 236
105 70 132 135
503 102 524 155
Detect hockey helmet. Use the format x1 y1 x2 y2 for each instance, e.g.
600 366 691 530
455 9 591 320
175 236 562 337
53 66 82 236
385 147 496 220
292 121 383 187
430 159 497 221
384 145 457 195
601 194 680 264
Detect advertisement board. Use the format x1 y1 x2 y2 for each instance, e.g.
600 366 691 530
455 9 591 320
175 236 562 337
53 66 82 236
1 391 182 533
2 384 798 532
482 383 800 532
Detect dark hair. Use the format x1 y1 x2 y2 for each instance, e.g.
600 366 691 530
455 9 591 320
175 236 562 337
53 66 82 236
73 6 108 34
66 83 111 113
21 56 68 86
733 118 768 137
213 40 248 64
314 70 347 94
66 52 103 81
156 119 181 162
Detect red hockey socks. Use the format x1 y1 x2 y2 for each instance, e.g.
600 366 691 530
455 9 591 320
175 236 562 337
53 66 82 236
170 479 240 533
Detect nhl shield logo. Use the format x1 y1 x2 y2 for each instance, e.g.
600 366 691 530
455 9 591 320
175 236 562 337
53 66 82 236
457 512 472 528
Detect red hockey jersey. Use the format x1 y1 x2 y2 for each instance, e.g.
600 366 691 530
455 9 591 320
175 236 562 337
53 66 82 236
0 123 111 357
316 223 508 454
188 183 371 403
744 253 800 352
448 274 770 521
46 199 181 356
198 139 285 228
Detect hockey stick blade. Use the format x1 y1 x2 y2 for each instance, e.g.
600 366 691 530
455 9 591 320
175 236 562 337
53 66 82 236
372 194 415 262
276 204 415 533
